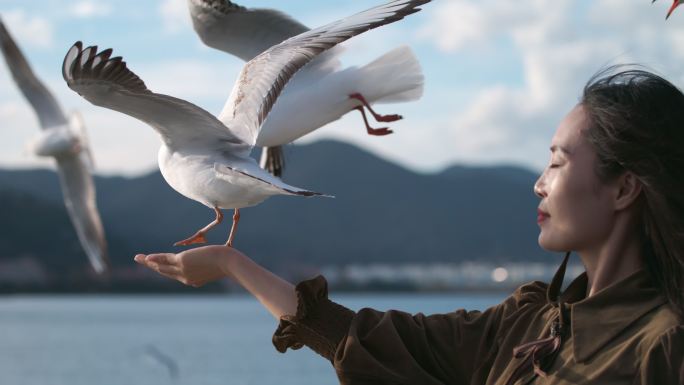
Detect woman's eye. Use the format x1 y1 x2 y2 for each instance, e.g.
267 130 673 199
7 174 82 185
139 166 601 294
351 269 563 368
549 164 560 169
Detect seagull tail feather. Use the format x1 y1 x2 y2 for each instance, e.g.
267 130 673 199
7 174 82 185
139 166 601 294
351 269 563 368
356 45 424 104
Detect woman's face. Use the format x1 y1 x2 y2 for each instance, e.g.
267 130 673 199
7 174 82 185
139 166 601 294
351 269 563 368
534 105 617 253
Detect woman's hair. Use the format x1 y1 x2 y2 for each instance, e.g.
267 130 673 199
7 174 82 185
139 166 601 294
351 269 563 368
580 65 684 320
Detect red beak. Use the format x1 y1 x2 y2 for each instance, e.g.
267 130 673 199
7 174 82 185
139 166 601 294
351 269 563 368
666 1 681 19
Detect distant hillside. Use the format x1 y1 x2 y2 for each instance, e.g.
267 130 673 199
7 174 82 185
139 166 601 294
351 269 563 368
0 140 549 276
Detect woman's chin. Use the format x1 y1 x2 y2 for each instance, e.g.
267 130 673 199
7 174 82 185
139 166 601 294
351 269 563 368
537 233 567 252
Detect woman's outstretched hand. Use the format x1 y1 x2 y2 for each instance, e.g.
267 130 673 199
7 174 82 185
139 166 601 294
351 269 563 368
134 245 238 287
133 245 297 319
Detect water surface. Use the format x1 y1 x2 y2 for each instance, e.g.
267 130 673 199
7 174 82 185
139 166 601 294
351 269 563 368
0 292 506 385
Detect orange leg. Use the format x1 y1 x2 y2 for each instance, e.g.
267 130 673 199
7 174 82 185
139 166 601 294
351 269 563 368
349 93 403 123
354 106 393 136
174 207 223 246
225 208 241 247
666 1 681 19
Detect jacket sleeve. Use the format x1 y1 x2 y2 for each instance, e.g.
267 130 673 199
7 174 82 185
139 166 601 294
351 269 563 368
273 275 546 385
638 325 684 385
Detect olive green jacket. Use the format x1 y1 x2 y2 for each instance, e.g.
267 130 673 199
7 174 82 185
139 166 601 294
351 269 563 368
273 256 683 384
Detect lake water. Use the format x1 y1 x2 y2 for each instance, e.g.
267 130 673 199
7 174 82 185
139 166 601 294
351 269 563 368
0 293 506 385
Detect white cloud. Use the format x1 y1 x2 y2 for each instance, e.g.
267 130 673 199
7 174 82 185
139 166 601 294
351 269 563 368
417 0 553 53
134 59 241 103
409 0 684 171
159 0 190 34
3 1 684 176
2 10 53 48
69 1 112 18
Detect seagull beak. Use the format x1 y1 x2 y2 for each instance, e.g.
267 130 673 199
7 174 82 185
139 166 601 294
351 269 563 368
666 1 681 19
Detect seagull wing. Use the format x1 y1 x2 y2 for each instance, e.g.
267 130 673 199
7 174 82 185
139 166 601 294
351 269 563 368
55 154 110 274
217 0 430 146
62 42 249 153
188 0 309 61
0 19 68 129
214 162 327 197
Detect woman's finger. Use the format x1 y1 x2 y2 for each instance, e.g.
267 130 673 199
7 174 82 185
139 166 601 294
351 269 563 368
146 253 177 266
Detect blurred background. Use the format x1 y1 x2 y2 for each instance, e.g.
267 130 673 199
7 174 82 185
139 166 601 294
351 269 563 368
0 1 681 384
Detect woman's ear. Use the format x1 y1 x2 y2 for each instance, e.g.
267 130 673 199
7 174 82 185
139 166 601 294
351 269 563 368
614 171 642 211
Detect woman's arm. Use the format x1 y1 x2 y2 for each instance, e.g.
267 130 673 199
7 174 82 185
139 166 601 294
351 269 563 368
134 245 297 319
134 245 537 384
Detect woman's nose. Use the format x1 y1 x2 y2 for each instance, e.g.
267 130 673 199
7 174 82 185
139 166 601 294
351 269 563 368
534 175 546 198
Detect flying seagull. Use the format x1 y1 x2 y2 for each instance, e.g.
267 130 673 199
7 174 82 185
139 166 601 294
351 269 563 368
0 18 109 274
63 0 431 247
187 0 425 176
652 0 683 19
143 344 180 380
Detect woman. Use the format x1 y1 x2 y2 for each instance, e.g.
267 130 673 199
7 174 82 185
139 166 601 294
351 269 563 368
134 67 684 384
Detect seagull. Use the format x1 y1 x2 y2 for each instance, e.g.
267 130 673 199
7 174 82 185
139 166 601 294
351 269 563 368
0 18 110 274
652 0 683 19
142 344 180 380
63 0 431 247
188 0 425 176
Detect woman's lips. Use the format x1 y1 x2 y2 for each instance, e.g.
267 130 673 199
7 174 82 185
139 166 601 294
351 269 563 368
537 209 549 223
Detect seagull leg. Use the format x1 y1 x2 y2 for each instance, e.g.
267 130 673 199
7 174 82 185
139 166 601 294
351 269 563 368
349 93 403 123
666 1 681 19
354 107 393 136
173 207 223 246
225 208 241 247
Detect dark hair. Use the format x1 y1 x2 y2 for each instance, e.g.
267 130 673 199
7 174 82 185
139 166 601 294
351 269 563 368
580 65 684 320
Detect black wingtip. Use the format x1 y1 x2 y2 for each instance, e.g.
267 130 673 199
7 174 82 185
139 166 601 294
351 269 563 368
63 42 81 82
63 42 84 82
81 45 98 64
62 42 149 93
295 190 334 198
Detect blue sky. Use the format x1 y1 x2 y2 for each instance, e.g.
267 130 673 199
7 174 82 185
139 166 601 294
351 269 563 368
1 0 683 176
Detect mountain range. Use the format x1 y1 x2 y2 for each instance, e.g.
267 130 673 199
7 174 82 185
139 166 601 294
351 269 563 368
0 140 550 289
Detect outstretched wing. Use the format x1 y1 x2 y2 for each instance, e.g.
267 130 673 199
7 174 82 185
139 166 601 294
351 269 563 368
0 19 68 129
217 0 430 146
188 0 308 61
55 155 110 274
62 42 248 153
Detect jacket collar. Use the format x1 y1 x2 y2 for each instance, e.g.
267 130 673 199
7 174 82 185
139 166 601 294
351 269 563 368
546 255 666 363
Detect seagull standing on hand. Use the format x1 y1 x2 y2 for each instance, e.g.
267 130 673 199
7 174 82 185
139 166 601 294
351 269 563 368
0 18 109 274
62 0 430 247
188 0 425 176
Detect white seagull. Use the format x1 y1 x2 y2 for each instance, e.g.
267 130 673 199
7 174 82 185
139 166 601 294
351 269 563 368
0 18 109 274
62 0 429 247
188 0 425 176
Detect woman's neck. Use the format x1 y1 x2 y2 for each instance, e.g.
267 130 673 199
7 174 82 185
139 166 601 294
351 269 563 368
578 215 644 297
